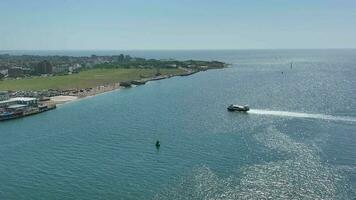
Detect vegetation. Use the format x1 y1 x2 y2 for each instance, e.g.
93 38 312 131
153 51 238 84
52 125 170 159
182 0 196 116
0 68 184 91
94 59 225 69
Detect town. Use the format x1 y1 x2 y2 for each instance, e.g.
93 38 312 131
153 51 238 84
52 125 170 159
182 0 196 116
0 54 225 79
0 54 149 78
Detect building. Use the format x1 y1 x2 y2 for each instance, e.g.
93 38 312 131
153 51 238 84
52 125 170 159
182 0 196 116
53 65 68 74
8 67 28 77
35 60 53 74
0 69 7 78
68 64 81 73
0 97 38 108
0 91 9 101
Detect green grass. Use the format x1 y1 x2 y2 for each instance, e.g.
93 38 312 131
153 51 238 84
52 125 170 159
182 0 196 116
0 68 184 91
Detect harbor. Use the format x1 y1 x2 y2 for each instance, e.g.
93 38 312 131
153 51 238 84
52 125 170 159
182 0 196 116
0 97 56 121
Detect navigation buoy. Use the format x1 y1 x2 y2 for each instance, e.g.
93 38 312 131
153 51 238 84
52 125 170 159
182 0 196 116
155 140 161 148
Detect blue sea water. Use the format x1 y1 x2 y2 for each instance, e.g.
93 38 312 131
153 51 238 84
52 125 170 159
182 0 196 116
0 50 355 199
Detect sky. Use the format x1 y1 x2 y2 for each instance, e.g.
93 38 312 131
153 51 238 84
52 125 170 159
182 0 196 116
0 0 356 50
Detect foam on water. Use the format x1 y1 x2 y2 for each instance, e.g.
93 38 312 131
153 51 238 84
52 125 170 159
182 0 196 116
248 109 356 123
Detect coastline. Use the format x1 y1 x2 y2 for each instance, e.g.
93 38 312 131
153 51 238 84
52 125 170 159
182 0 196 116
48 68 208 105
0 64 226 122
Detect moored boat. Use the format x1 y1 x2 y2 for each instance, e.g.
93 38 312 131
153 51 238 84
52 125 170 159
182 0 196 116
0 111 24 121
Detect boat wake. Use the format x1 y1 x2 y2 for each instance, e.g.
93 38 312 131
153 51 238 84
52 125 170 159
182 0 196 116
248 109 356 123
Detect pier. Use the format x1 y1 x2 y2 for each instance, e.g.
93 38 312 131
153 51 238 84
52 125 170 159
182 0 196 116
0 97 56 121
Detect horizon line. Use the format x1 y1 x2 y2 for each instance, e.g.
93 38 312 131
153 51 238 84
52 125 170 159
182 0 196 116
1 48 356 52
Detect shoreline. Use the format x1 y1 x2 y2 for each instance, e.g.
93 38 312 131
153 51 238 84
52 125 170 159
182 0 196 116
48 68 206 105
0 66 225 122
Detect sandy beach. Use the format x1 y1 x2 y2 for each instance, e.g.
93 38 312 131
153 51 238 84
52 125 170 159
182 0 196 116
50 95 78 104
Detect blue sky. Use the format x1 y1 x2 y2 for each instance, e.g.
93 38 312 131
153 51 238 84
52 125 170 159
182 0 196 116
1 0 355 50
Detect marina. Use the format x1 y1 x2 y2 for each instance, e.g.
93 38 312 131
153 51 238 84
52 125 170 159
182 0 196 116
0 97 56 121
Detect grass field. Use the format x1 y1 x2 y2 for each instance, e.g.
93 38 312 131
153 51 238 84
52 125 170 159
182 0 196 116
0 68 184 91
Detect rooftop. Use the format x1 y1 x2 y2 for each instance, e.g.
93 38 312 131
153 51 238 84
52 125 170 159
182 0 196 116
7 104 27 109
0 97 37 104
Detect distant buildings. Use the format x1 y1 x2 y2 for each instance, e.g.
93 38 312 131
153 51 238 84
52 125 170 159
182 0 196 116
35 60 53 75
0 91 9 101
8 67 31 77
0 69 7 78
0 54 136 77
53 66 67 74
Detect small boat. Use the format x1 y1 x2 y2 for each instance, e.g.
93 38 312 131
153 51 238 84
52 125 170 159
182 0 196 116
227 104 250 112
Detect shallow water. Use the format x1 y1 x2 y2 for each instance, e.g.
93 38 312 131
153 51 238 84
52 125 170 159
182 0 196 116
0 49 355 199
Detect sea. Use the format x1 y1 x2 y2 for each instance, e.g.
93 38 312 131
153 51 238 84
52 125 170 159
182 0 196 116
0 49 355 199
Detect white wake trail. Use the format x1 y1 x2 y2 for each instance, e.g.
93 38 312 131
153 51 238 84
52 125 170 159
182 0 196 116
248 109 356 123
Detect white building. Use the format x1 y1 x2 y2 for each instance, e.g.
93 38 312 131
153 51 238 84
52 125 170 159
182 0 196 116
0 97 38 108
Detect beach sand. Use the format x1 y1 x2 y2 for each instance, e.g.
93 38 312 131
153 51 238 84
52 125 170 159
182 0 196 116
50 96 78 104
